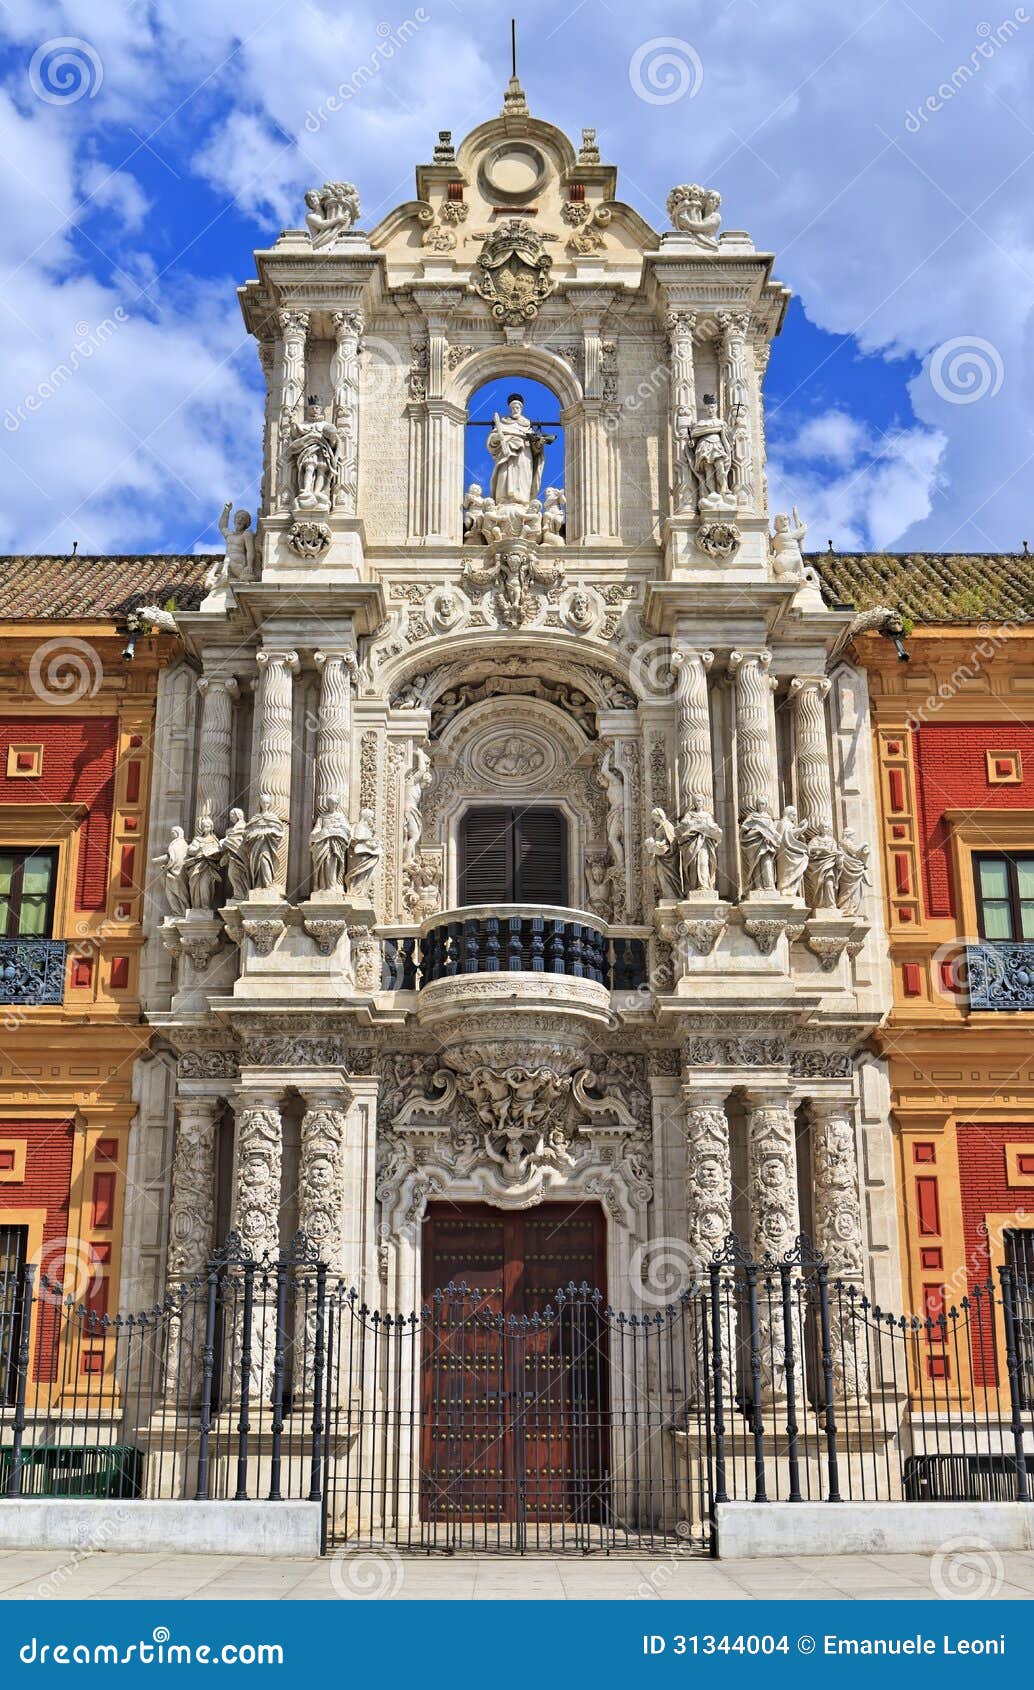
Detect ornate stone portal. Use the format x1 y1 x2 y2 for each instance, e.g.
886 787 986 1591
144 77 896 1387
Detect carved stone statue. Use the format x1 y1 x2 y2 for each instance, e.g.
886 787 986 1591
540 486 566 548
775 804 810 898
309 795 352 894
205 503 255 591
597 747 626 880
184 816 223 911
344 806 382 896
666 184 722 248
304 182 360 245
290 400 340 510
676 794 722 893
154 825 188 917
403 745 434 868
220 807 250 901
806 826 843 911
486 393 553 511
645 807 682 902
462 483 484 538
770 508 807 581
244 795 285 893
691 396 733 505
739 801 780 893
837 829 871 914
584 855 612 919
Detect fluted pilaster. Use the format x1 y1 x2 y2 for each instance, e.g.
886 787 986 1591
730 650 777 815
255 648 299 887
194 674 239 830
313 650 356 815
671 646 714 812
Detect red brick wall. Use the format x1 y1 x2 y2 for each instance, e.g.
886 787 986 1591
957 1121 1033 1386
912 724 1034 919
0 717 117 910
0 1118 74 1381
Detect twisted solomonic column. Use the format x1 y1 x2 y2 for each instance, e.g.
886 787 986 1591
790 676 835 834
810 1098 868 1396
313 650 357 817
671 647 715 814
730 650 778 816
255 648 300 889
194 674 239 830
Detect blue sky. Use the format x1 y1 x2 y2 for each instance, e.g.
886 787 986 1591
0 0 1029 556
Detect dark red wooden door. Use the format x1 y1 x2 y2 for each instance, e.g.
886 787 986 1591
421 1204 608 1530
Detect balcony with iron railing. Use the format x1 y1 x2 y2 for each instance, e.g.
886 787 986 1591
964 941 1034 1012
0 939 67 1006
382 906 649 997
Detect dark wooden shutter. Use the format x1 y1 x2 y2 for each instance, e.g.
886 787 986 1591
514 808 567 905
460 806 514 903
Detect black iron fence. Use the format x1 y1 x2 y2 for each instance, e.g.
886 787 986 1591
1 1231 1033 1555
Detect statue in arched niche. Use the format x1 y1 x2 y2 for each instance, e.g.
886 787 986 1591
465 391 563 547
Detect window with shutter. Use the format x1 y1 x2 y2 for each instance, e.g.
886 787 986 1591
459 806 568 906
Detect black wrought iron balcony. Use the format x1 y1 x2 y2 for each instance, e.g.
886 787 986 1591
382 906 648 993
0 939 67 1006
965 941 1034 1011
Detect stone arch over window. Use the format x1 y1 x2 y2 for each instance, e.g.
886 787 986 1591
448 348 584 542
463 375 565 545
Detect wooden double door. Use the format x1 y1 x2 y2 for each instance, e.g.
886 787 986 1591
420 1204 609 1532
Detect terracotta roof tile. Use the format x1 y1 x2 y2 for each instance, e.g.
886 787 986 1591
0 555 210 621
810 552 1033 624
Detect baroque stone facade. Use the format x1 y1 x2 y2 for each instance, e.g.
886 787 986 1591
139 78 900 1333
